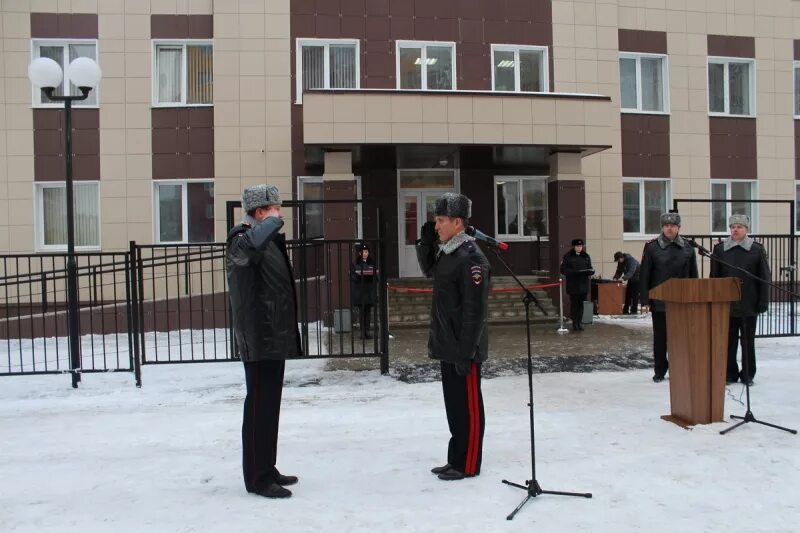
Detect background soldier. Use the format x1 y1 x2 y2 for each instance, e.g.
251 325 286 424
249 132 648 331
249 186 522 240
226 184 302 499
613 251 641 315
710 214 771 385
416 193 490 481
560 239 594 331
639 212 698 383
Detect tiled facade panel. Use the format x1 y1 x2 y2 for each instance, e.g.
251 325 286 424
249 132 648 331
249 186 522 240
151 108 215 180
709 118 757 180
621 115 670 178
31 14 100 183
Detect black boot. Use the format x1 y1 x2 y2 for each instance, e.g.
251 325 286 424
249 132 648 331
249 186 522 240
437 467 466 481
255 482 292 498
431 463 451 474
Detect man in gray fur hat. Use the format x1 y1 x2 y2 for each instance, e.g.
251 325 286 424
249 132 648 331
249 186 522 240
416 192 491 481
639 211 698 382
710 214 771 385
227 184 301 498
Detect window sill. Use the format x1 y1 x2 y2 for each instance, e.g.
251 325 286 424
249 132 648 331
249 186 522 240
497 236 550 242
36 246 102 253
620 109 670 116
623 234 659 241
32 104 100 109
708 112 756 118
151 103 214 108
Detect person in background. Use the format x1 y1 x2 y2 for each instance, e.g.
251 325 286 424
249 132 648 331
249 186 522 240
639 212 698 383
560 239 594 331
710 214 771 385
613 251 641 315
350 243 378 339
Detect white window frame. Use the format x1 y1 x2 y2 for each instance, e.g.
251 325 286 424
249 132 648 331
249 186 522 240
395 40 457 91
34 181 102 252
622 178 673 240
295 38 361 104
618 52 670 114
710 179 758 235
490 44 550 93
493 176 549 241
31 39 100 108
153 179 215 244
794 61 800 118
151 40 214 107
297 176 363 239
707 56 756 117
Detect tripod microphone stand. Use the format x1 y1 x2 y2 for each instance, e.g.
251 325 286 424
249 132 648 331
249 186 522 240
488 247 592 521
688 240 797 436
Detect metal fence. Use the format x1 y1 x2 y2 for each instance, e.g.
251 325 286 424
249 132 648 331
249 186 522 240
685 234 798 337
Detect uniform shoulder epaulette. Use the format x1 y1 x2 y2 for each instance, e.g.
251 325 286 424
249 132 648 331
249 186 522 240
645 237 658 245
463 240 477 253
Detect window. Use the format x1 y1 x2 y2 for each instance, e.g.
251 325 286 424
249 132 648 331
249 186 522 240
711 180 757 233
297 177 362 239
154 180 215 243
32 40 98 106
708 57 755 116
619 53 668 113
153 41 213 106
296 39 359 103
494 177 548 239
794 62 800 117
396 41 455 91
623 178 671 237
35 182 100 251
491 45 548 93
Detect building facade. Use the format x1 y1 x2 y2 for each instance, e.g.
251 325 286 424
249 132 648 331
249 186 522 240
1 0 799 279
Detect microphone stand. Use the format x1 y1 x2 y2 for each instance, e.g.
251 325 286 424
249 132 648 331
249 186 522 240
488 246 592 521
689 241 797 436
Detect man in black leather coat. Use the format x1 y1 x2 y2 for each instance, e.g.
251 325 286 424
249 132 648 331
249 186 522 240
710 214 771 385
639 212 698 383
416 192 490 481
227 184 301 499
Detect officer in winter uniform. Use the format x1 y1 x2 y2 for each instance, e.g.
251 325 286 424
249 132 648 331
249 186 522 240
639 212 698 382
612 251 641 315
710 214 771 385
560 239 594 331
227 184 302 499
416 192 490 481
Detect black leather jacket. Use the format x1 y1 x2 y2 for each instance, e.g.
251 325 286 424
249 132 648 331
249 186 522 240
416 236 490 364
640 234 698 312
710 239 771 317
560 250 594 295
226 217 302 362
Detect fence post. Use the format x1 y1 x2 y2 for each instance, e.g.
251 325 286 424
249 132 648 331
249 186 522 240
378 206 390 375
557 277 568 334
128 241 142 387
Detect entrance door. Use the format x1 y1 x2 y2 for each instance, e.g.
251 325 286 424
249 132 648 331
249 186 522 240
398 190 450 277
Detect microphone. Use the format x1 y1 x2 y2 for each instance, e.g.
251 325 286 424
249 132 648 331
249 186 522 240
687 238 711 255
466 226 509 251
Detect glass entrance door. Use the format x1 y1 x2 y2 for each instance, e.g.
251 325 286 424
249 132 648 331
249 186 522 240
398 190 449 277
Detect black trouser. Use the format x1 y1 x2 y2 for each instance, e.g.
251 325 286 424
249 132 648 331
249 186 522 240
358 303 372 336
242 359 285 492
441 361 485 476
652 311 669 378
623 280 640 314
728 315 757 381
569 294 585 327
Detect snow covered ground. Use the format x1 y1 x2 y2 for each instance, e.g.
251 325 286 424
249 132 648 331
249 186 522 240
1 333 799 532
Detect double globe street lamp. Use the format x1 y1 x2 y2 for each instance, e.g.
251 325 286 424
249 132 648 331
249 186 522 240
28 56 102 388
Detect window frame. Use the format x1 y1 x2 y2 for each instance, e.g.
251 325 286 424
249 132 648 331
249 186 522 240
31 39 100 108
151 39 214 108
622 177 673 240
493 176 550 241
295 38 361 104
490 44 550 93
707 56 756 117
618 52 670 114
395 40 457 91
297 176 363 239
34 181 102 252
152 179 216 244
709 179 759 235
794 61 800 118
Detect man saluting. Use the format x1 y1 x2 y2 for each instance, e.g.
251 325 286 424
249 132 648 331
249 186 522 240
416 192 491 481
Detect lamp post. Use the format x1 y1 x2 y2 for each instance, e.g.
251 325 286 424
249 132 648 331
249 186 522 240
28 56 102 388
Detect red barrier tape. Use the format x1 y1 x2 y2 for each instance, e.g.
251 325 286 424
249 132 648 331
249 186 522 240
387 281 562 294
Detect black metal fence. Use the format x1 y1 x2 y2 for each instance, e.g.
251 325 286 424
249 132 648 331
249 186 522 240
1 204 390 386
685 234 798 337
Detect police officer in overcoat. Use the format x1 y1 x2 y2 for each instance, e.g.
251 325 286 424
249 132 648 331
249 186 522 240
416 192 490 481
639 212 698 383
560 238 594 331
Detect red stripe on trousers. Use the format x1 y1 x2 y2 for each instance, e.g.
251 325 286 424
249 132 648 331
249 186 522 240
465 363 479 475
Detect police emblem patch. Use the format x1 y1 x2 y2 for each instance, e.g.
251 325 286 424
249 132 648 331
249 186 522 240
470 265 483 285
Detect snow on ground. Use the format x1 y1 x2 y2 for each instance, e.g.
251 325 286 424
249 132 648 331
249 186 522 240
1 337 799 532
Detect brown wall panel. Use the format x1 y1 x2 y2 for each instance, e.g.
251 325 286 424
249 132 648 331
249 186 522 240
618 29 667 54
794 40 800 61
795 120 800 180
151 108 214 180
548 179 586 282
709 117 757 179
33 109 100 181
707 35 755 58
31 13 98 38
151 15 213 39
621 114 670 177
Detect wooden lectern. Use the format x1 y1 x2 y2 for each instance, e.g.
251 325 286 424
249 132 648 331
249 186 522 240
648 278 741 427
597 282 625 315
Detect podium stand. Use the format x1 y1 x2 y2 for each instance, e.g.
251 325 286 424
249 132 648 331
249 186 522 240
597 282 624 315
649 278 741 427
